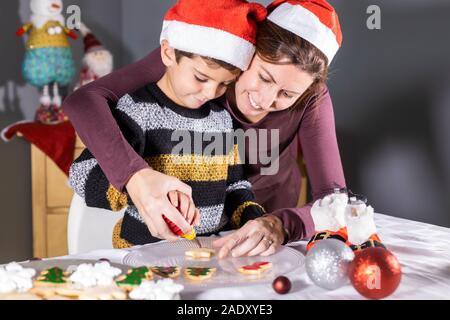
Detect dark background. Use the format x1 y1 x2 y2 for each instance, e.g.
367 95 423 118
1 0 449 263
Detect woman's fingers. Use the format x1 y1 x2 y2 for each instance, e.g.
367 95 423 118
229 232 265 257
213 216 285 259
247 237 276 256
212 232 235 248
215 232 244 259
260 244 277 257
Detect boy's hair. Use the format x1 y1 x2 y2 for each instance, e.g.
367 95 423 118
174 49 241 76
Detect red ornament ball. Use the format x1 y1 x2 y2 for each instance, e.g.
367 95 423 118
272 276 292 294
349 247 402 299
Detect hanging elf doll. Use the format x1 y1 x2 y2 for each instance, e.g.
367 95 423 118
16 0 77 124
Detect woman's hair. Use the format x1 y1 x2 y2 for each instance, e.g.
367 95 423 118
256 20 329 111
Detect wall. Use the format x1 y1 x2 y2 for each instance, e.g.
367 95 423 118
0 0 123 263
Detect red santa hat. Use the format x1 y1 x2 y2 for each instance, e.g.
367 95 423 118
267 0 342 65
83 32 105 54
160 0 267 71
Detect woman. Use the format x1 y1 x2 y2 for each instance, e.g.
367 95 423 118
62 0 346 258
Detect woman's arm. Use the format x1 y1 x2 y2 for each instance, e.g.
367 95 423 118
214 87 346 257
62 48 165 192
270 86 347 242
63 48 196 239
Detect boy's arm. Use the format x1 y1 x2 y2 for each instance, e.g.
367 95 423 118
224 145 266 229
69 149 131 211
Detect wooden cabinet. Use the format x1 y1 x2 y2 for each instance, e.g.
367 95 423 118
31 136 84 258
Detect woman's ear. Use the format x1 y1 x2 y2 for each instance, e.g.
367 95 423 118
160 40 176 67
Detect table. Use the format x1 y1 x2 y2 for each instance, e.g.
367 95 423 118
58 213 450 300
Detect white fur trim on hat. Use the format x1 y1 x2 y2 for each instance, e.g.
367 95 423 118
160 20 255 71
268 2 340 65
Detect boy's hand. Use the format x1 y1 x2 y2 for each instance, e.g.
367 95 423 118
126 168 194 241
168 191 201 227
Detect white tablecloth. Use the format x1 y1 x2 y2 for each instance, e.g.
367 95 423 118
61 213 450 300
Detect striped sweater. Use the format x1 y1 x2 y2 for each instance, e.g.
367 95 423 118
69 82 265 246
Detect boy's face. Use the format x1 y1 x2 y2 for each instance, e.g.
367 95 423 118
161 41 239 109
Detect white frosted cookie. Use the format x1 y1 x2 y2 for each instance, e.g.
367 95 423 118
238 262 272 275
69 261 122 288
185 248 215 260
129 279 184 300
184 267 216 281
0 262 36 295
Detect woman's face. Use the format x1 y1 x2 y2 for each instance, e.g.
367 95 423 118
234 54 315 123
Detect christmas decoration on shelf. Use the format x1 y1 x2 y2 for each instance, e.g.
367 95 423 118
16 0 77 124
272 276 291 294
349 247 402 299
73 22 113 91
305 239 355 290
1 120 76 176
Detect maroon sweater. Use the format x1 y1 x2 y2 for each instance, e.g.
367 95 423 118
62 48 346 242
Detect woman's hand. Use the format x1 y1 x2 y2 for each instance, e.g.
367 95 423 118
213 215 286 259
125 168 195 241
168 191 201 227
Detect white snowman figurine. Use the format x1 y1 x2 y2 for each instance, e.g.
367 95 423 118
16 0 77 123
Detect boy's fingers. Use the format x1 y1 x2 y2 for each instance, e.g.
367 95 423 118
163 201 192 235
153 214 179 241
194 209 201 226
187 201 196 225
179 192 190 219
172 181 193 201
167 191 178 209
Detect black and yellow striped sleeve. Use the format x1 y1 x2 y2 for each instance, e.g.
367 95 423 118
69 148 132 211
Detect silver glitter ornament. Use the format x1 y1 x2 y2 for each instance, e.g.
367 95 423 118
305 239 355 290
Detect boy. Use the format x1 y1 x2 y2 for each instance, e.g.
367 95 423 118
69 0 268 248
